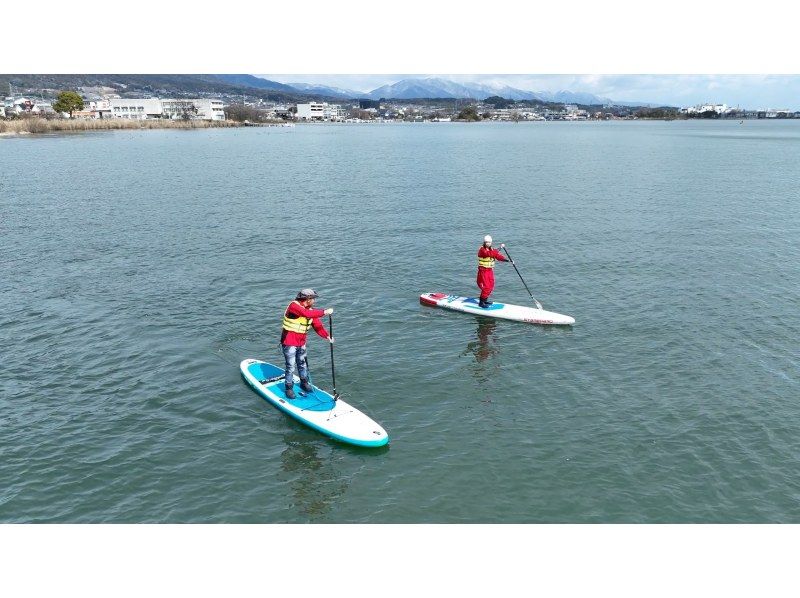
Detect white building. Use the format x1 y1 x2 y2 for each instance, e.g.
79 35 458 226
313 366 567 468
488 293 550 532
110 98 163 119
161 99 198 119
684 103 732 115
296 102 325 121
35 101 55 115
488 108 517 120
72 100 112 119
92 100 112 118
161 99 225 120
323 103 346 121
296 102 345 121
110 98 225 120
764 108 791 118
193 99 225 120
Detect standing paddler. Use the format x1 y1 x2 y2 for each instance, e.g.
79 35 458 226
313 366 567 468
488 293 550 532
280 288 334 399
477 234 510 308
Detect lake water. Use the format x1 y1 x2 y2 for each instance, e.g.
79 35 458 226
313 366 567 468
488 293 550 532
1 120 799 522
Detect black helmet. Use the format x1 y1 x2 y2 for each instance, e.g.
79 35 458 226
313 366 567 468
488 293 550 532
296 288 319 300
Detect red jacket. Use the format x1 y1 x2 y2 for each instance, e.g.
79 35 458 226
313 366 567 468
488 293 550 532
477 246 508 269
280 301 330 347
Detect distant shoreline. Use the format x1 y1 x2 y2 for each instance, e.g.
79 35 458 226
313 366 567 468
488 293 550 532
2 116 792 137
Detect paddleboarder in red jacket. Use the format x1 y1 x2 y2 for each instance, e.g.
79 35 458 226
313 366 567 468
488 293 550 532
477 234 509 308
280 288 333 399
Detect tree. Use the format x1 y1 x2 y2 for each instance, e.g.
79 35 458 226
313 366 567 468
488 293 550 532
635 107 683 120
348 108 374 121
224 103 264 122
457 105 481 121
484 95 514 109
685 109 718 119
175 100 198 120
53 91 84 117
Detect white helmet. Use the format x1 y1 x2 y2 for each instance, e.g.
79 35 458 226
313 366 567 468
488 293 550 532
484 235 492 244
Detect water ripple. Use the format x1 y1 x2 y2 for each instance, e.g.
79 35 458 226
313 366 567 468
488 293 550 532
2 121 800 522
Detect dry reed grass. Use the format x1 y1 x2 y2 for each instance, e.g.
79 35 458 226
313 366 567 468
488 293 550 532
0 117 241 135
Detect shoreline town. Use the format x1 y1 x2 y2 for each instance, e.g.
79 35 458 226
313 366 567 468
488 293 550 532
3 87 800 136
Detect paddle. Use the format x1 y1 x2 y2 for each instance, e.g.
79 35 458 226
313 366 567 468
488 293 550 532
502 245 543 310
329 315 339 401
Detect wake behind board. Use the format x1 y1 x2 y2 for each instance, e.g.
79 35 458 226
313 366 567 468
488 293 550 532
420 293 575 326
240 359 389 447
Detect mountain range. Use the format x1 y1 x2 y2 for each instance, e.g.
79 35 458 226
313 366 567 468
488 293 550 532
0 74 306 103
361 77 616 104
259 76 656 106
0 73 658 106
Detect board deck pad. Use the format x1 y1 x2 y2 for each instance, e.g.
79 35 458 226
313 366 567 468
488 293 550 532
459 297 504 311
420 292 575 325
240 359 389 447
247 361 334 411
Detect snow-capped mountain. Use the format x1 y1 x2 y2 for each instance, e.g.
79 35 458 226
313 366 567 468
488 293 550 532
365 77 479 100
363 77 616 104
244 75 657 106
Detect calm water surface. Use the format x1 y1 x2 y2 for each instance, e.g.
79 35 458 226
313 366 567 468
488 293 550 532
1 121 799 522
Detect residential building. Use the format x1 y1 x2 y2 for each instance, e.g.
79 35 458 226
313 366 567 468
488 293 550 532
520 111 545 121
6 97 35 114
764 108 791 118
71 100 112 119
684 103 732 115
272 105 293 119
562 104 589 120
35 101 55 115
323 103 346 121
5 97 55 115
488 108 518 120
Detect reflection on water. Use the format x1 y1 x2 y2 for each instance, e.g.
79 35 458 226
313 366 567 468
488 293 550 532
279 433 348 520
461 318 500 383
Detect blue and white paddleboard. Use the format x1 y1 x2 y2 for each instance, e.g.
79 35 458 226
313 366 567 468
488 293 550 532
240 359 389 447
420 292 575 325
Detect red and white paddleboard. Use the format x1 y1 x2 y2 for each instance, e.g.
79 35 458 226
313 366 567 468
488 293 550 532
420 293 575 326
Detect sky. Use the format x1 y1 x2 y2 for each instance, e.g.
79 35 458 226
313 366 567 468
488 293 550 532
262 74 800 109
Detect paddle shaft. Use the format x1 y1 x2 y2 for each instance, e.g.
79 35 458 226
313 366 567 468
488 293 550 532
501 246 543 310
328 315 338 400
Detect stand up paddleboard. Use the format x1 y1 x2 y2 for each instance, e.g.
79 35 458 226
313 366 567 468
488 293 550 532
240 359 389 447
420 293 575 326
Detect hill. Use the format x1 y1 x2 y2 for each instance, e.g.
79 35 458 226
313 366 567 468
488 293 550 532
0 74 330 102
